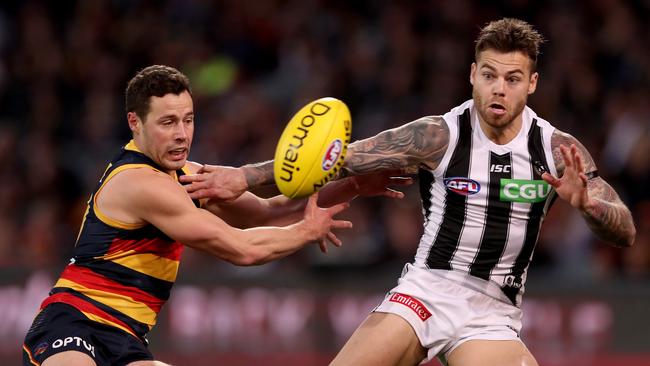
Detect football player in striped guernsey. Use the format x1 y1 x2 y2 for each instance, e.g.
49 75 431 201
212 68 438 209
182 18 636 366
22 65 405 366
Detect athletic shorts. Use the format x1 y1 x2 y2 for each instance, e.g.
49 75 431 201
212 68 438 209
22 303 153 366
373 264 523 364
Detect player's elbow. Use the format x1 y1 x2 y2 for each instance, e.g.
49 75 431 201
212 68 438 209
612 226 636 248
227 246 270 266
620 219 636 247
624 226 636 247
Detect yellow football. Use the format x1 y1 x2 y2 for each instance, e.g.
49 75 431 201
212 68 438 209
273 97 352 199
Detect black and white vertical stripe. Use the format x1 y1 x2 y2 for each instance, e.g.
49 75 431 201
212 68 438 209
469 151 513 280
424 108 472 270
414 100 557 306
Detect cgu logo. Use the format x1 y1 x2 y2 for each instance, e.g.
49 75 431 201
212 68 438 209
444 177 481 195
500 179 551 203
322 139 342 171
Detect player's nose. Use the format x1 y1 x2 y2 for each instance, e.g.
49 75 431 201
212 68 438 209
174 122 190 141
492 77 506 96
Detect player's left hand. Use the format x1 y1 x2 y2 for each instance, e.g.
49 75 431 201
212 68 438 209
180 165 248 201
541 144 591 210
347 170 414 199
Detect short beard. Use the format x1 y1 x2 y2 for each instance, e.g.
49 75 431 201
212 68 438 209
472 88 527 130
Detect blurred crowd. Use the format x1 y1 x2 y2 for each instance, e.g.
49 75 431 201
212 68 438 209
0 0 648 281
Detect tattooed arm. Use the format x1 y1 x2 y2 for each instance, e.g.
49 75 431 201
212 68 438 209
543 130 636 247
240 115 451 182
340 116 450 176
181 116 449 199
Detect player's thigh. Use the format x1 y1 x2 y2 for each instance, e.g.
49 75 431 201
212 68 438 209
127 361 172 366
41 350 97 366
330 312 426 366
447 340 538 366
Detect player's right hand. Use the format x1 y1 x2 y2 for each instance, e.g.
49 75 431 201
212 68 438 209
180 165 248 201
302 192 352 253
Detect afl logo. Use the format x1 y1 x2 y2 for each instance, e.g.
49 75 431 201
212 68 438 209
444 177 481 195
322 139 342 171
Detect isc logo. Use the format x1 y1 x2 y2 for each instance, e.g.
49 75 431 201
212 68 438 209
500 179 551 203
444 177 481 195
490 164 511 173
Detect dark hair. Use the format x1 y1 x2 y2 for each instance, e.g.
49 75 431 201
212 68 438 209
475 18 545 71
125 65 191 119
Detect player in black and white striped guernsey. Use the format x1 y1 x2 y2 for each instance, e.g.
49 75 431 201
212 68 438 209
179 18 637 366
326 18 637 366
415 98 557 308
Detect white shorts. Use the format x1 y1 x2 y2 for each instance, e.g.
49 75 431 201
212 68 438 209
373 264 523 363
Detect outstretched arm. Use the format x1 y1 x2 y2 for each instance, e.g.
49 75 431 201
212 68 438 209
203 171 413 228
340 115 449 176
180 116 448 199
240 116 450 180
113 169 353 265
543 130 636 247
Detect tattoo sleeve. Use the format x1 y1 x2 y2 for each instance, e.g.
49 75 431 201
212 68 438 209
551 130 636 247
241 116 450 189
341 116 450 176
241 160 275 188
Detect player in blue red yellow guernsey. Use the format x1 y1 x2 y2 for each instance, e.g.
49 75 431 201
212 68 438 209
22 65 405 366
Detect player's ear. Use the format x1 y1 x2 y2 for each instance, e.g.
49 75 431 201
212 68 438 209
127 112 141 135
528 72 538 95
470 62 477 86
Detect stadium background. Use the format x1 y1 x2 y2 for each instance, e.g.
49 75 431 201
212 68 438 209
0 0 648 365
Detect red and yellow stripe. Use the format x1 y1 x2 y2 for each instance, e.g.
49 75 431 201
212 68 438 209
42 292 140 339
100 238 183 282
56 265 163 326
106 237 183 261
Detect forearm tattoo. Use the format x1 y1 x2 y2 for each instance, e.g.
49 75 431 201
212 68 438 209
242 160 275 188
583 179 635 247
342 116 450 176
551 130 636 247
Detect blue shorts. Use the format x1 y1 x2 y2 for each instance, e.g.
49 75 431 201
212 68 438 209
23 303 153 366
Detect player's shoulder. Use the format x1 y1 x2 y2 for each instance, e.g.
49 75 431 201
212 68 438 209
549 128 580 149
106 166 183 203
94 165 188 226
406 115 450 146
412 115 445 125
